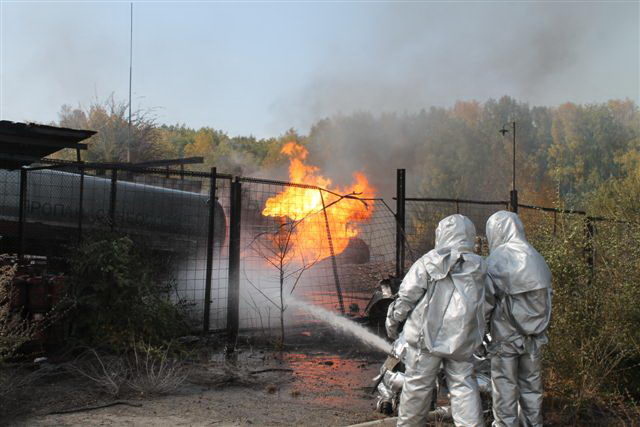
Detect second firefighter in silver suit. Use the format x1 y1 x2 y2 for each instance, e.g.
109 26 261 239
386 214 488 427
484 211 552 427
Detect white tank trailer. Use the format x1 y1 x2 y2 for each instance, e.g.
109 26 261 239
0 168 227 317
0 169 226 240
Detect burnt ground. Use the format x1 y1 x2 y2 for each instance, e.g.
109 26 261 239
5 332 393 427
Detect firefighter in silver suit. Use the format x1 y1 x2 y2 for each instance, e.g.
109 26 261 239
386 214 487 426
484 211 552 427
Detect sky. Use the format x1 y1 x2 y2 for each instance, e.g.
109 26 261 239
0 1 638 138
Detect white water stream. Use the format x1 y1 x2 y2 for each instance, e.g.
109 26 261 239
288 297 392 354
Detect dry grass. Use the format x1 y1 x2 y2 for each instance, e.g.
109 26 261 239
126 342 188 396
67 343 190 398
67 349 128 397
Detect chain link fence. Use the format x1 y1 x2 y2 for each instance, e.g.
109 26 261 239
404 198 509 261
1 164 400 336
236 178 398 333
3 162 628 341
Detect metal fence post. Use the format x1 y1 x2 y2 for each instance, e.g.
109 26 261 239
18 167 28 265
78 163 85 243
510 189 518 213
395 169 406 279
109 169 118 231
226 177 242 351
585 217 595 277
203 167 217 332
319 190 345 315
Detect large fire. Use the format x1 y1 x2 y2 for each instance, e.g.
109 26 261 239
261 142 375 263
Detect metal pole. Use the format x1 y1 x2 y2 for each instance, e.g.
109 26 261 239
395 169 406 278
18 167 28 264
127 2 133 163
585 217 595 278
500 122 518 213
510 122 518 213
203 167 217 332
510 189 518 213
78 163 85 243
512 121 516 192
319 190 345 315
109 169 118 231
226 178 242 352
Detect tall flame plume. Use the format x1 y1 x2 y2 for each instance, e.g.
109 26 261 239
261 142 375 263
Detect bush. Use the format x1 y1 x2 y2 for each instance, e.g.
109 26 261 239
527 216 640 422
0 264 36 363
67 233 191 350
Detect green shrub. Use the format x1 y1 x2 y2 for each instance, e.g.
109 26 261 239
67 233 190 350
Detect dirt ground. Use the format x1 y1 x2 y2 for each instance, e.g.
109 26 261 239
5 339 629 426
6 340 392 427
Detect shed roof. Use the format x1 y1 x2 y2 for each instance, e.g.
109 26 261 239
0 121 96 169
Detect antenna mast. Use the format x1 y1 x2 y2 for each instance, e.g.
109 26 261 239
127 2 133 163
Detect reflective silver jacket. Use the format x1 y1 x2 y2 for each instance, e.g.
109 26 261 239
386 214 487 361
485 211 552 355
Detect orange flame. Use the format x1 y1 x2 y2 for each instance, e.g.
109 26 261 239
262 142 375 262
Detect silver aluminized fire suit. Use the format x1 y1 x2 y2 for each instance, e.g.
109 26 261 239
485 211 552 427
386 214 487 427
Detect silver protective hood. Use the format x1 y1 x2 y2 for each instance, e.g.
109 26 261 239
426 214 477 280
486 211 551 295
386 214 487 360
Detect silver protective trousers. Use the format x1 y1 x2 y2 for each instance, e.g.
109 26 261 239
397 345 483 427
491 351 543 427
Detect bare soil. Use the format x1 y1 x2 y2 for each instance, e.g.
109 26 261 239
6 342 390 427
